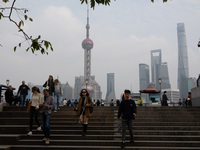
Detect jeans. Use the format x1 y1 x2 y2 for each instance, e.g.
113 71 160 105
30 106 40 131
41 112 51 139
122 119 133 142
20 94 26 106
54 92 61 110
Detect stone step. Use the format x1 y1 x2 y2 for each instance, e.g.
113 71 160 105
2 118 200 126
7 145 200 150
2 127 200 135
1 124 200 131
16 139 200 147
19 134 200 141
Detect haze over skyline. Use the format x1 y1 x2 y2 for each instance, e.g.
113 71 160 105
0 0 200 99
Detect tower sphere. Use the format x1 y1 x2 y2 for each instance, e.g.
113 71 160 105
82 38 93 50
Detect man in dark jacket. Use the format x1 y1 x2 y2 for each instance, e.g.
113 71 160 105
162 91 168 106
117 89 137 148
5 86 18 106
17 81 30 106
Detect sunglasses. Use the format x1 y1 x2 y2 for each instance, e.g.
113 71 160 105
82 91 86 93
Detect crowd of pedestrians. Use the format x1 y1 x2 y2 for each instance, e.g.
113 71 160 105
2 76 194 148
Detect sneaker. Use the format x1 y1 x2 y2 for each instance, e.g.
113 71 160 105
45 138 50 145
42 137 47 142
37 126 41 131
121 141 125 148
27 131 32 136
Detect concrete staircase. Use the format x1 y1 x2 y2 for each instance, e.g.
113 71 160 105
0 106 200 150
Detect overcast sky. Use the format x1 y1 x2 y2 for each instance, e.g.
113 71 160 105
1 0 200 99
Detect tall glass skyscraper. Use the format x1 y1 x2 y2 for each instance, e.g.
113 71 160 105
105 73 116 100
159 62 171 89
151 49 162 90
177 23 189 98
139 64 150 90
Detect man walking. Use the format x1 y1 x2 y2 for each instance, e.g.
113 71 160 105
117 89 137 148
17 81 30 106
40 89 54 145
162 91 168 106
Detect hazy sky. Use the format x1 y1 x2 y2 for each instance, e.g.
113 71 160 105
0 0 200 99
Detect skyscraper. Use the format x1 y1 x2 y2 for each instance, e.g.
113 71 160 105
105 73 116 100
74 5 101 100
139 63 150 90
63 82 73 100
151 49 162 90
82 5 93 85
177 23 189 98
159 62 171 89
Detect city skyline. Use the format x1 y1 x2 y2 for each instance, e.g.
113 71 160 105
0 1 200 99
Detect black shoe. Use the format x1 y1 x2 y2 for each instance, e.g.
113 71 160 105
82 132 86 136
121 142 125 148
130 138 134 143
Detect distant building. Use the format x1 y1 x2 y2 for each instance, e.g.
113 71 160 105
63 82 73 100
139 63 150 90
105 73 116 100
151 49 162 90
74 75 102 100
75 5 102 101
162 89 180 104
159 62 171 89
177 23 189 98
74 76 85 100
188 77 196 92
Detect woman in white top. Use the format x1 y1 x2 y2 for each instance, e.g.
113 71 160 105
54 79 63 112
27 86 42 136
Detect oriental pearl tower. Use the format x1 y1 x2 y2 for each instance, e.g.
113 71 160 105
82 5 93 87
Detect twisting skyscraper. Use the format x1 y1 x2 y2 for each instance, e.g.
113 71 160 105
177 23 189 98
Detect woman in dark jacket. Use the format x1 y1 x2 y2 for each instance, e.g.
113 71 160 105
43 75 54 96
76 89 92 136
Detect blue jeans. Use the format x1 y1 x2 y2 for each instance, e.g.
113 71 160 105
20 94 26 106
41 112 51 139
54 92 61 110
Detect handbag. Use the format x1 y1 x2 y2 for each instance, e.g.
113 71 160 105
26 101 31 113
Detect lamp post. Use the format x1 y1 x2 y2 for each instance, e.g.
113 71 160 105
158 78 162 104
6 79 10 86
85 79 89 90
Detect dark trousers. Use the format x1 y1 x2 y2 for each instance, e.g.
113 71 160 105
29 106 40 131
41 112 51 139
20 94 26 106
122 119 133 142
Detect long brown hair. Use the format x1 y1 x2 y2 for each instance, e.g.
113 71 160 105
80 89 89 97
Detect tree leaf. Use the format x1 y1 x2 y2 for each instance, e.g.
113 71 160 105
18 21 22 28
24 15 28 20
14 46 17 52
29 18 33 22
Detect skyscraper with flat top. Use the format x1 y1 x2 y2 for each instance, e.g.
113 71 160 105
151 49 162 90
177 23 189 98
139 63 150 90
105 73 116 100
